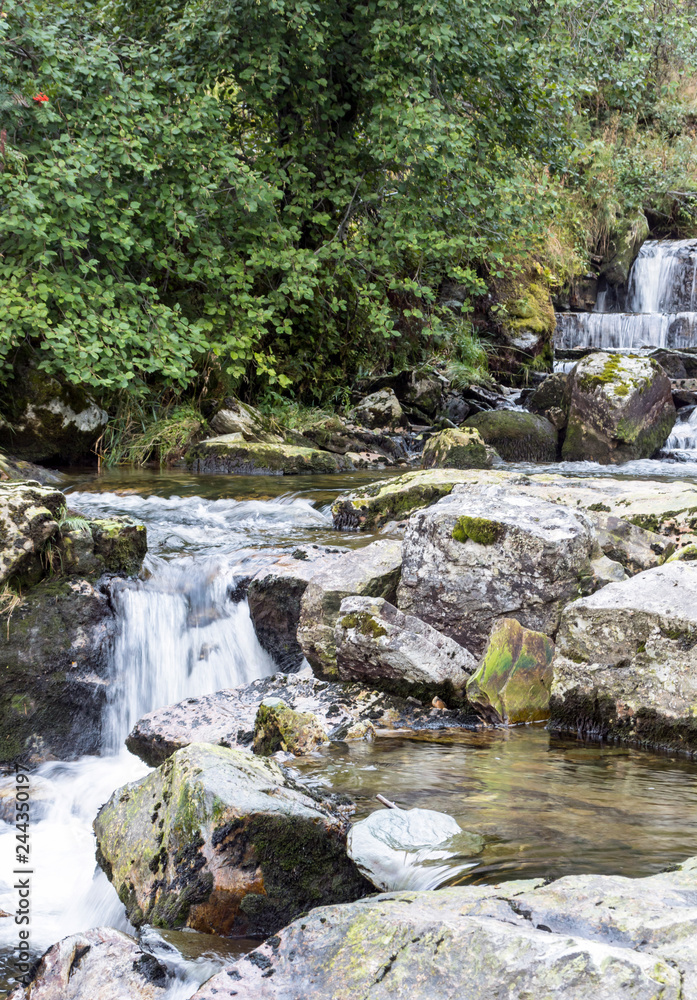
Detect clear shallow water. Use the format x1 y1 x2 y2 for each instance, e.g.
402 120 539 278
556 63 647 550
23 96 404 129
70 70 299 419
1 466 697 996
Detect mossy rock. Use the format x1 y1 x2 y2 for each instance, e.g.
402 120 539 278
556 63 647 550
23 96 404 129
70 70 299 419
502 280 556 348
187 437 353 475
88 517 147 575
422 427 498 470
465 410 558 463
600 213 649 287
252 698 328 756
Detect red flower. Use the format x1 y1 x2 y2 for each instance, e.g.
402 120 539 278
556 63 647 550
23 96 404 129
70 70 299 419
32 93 49 103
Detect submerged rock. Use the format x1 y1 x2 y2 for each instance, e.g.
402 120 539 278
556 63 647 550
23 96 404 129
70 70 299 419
347 806 483 891
466 618 554 725
192 856 697 999
7 927 168 1000
297 538 402 678
0 481 64 586
465 409 557 462
335 596 476 698
562 352 676 463
252 697 328 756
421 427 497 470
126 673 479 768
550 561 697 754
397 484 594 655
94 743 371 937
187 437 353 475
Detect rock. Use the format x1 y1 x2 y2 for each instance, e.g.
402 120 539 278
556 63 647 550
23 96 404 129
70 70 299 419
0 449 64 485
7 927 168 1000
550 561 697 754
400 373 443 417
297 539 402 678
126 672 479 767
0 481 64 586
247 547 347 670
0 360 108 463
444 394 470 425
421 427 497 470
650 349 688 379
301 416 407 464
500 278 556 353
94 743 371 937
191 857 697 999
335 596 476 698
0 576 117 762
347 807 483 891
86 517 147 575
562 352 676 463
252 697 328 755
186 437 354 475
208 398 283 443
351 388 405 430
600 211 649 286
465 410 557 462
525 372 570 429
397 484 594 655
466 618 554 725
587 511 673 574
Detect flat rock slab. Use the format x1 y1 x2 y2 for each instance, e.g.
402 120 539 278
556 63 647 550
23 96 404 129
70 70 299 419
192 856 697 999
126 672 480 767
187 437 353 475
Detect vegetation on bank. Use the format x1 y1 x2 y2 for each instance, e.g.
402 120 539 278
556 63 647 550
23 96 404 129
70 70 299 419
2 0 697 437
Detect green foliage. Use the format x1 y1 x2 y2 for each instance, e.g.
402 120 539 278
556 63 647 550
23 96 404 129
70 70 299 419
98 400 202 466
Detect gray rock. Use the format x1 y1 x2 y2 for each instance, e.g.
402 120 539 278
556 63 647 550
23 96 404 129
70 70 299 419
7 927 168 1000
401 374 443 417
94 743 372 938
0 481 64 586
297 539 402 678
302 416 408 464
397 484 594 655
209 399 284 443
247 547 347 670
600 211 649 286
335 596 476 695
352 388 405 430
550 561 697 754
588 511 673 574
252 697 328 755
562 352 676 463
186 438 354 475
525 372 570 429
192 856 697 999
465 409 558 462
421 427 497 470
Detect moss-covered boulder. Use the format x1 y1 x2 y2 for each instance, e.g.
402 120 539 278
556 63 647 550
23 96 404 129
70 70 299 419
93 743 371 938
252 697 328 756
186 437 353 475
421 427 497 470
87 517 147 575
563 352 676 463
335 596 477 701
550 561 697 755
600 212 649 287
501 279 556 352
0 481 64 586
297 539 402 678
466 618 554 725
465 410 557 462
0 358 107 463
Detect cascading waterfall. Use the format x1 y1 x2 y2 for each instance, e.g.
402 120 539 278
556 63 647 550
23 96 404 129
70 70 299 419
663 406 697 461
556 239 697 350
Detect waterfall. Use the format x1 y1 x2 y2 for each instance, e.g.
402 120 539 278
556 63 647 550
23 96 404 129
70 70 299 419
556 239 697 350
662 406 697 461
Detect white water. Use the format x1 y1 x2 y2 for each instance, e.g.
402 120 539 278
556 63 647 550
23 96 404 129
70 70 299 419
0 490 331 995
556 239 697 350
663 406 697 461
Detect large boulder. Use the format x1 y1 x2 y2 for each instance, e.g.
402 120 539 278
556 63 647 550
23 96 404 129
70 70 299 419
0 481 64 586
126 672 479 768
335 596 476 699
94 743 371 937
191 857 697 999
421 427 497 470
297 539 402 678
351 388 405 430
397 485 594 655
562 352 676 463
465 410 557 462
7 927 168 1000
208 398 284 443
0 362 108 463
186 437 353 475
466 618 554 725
247 547 347 670
550 561 697 754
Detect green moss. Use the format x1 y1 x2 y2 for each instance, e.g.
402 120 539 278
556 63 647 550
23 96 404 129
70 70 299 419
588 502 611 512
452 515 504 545
503 281 556 337
339 611 388 638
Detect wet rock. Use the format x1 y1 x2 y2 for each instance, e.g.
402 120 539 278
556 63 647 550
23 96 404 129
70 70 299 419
209 399 284 443
297 539 402 678
351 388 405 431
466 618 554 725
7 927 169 1000
421 427 497 470
650 348 688 379
525 372 570 430
191 856 697 999
186 437 353 475
444 394 470 425
347 806 483 891
562 352 676 463
500 277 556 354
0 481 64 586
94 743 371 937
465 410 557 462
335 596 476 698
87 517 147 575
0 360 108 463
126 673 479 768
1 576 117 763
247 547 347 671
397 484 594 655
600 211 649 286
252 697 328 755
550 561 697 754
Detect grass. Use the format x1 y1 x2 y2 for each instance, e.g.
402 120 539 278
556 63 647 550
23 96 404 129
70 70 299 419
97 399 203 467
0 584 21 638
